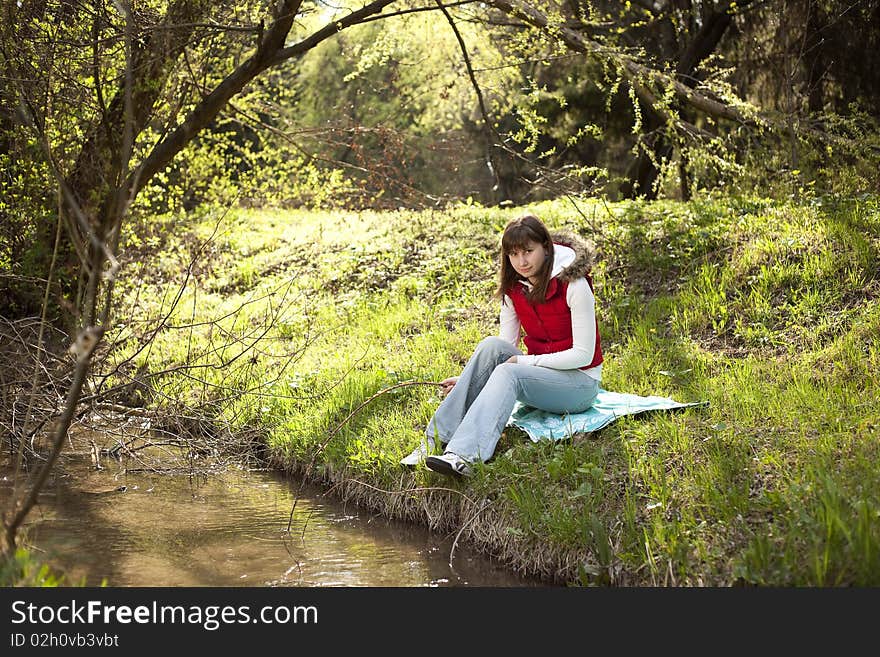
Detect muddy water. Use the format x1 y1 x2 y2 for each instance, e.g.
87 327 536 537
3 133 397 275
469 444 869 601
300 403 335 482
2 450 542 587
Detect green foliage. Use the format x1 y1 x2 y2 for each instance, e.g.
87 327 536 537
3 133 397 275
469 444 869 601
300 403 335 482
281 8 511 206
0 547 67 587
0 147 66 318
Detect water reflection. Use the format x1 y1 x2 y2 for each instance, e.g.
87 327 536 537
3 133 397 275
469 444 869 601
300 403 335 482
2 452 542 587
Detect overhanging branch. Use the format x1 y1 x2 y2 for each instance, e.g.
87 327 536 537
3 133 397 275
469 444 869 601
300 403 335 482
486 0 757 126
485 0 878 153
130 0 400 199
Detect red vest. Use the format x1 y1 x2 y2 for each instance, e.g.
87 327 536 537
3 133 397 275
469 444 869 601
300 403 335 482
507 275 603 371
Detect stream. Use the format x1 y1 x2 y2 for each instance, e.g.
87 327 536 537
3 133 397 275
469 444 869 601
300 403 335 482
2 445 542 587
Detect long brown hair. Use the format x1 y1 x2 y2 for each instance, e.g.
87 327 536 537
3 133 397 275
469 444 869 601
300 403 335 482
495 214 554 304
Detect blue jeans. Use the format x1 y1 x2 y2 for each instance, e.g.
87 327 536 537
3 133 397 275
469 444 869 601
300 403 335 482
426 337 599 462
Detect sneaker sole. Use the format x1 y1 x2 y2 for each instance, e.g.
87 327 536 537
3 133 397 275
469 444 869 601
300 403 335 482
425 456 464 477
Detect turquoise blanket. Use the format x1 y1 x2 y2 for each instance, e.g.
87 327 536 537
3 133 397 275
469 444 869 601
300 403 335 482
509 388 708 442
400 388 707 465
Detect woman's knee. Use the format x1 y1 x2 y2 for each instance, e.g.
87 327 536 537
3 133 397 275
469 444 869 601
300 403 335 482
474 336 515 358
486 361 519 387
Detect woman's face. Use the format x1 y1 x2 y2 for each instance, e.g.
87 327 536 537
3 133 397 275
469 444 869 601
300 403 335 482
507 239 547 281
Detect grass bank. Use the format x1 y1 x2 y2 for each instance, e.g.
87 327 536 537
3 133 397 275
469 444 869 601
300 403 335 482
112 194 880 585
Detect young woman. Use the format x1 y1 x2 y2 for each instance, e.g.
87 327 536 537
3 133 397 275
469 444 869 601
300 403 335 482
424 214 603 477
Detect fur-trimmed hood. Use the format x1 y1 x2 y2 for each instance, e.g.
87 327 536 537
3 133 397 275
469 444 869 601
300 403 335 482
549 230 597 282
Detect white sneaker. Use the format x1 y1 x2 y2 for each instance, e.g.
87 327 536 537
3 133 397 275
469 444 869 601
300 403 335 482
400 437 436 466
425 452 473 478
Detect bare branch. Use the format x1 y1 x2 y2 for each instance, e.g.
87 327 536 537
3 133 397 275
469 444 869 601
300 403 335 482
358 0 479 25
3 325 104 555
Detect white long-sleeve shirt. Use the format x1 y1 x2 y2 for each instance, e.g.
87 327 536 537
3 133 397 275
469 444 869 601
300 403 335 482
499 244 602 381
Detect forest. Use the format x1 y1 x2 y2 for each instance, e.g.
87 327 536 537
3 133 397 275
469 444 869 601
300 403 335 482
1 0 879 587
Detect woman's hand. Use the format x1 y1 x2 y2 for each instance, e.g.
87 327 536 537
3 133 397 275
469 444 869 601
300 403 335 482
505 355 518 364
439 376 459 397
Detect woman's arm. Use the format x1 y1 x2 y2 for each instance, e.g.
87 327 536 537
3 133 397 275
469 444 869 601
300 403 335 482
517 278 597 369
499 295 521 346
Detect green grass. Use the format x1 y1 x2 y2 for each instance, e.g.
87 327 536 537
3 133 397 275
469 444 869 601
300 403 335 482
0 546 79 586
110 193 880 585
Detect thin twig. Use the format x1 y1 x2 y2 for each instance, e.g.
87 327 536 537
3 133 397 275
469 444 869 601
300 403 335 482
285 380 443 532
449 497 493 568
16 202 64 481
